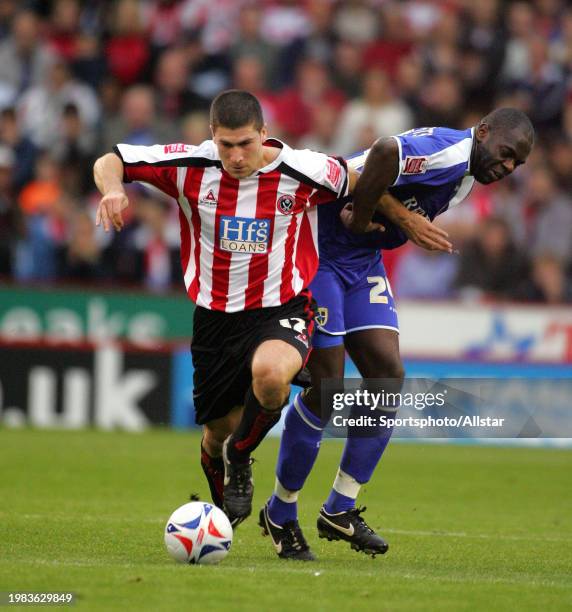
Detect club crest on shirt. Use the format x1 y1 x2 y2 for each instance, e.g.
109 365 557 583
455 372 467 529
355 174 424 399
277 194 295 215
315 307 328 327
402 156 428 175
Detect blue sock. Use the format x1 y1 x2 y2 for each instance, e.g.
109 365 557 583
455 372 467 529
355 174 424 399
267 394 324 525
324 409 394 514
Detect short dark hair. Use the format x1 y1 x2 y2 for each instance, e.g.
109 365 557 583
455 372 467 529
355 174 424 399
210 89 264 131
481 107 535 143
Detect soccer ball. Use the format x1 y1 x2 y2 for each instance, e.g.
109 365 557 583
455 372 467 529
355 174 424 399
164 501 233 565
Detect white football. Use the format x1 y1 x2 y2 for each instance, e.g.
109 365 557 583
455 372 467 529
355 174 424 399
164 501 233 565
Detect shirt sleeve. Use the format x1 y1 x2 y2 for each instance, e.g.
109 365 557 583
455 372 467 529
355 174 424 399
113 143 194 199
317 155 349 198
287 148 349 204
391 130 470 188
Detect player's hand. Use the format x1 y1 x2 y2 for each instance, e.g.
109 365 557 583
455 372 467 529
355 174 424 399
95 191 129 232
340 204 385 233
401 213 453 253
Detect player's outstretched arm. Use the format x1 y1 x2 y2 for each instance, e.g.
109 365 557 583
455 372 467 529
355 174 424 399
93 153 129 232
346 138 399 233
377 193 453 253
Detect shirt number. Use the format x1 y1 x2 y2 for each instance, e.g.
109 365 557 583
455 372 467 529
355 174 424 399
279 317 307 333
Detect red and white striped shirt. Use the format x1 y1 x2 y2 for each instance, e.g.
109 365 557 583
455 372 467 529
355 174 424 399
114 139 348 312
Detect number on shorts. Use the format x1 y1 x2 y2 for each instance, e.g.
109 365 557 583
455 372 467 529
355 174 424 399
367 276 393 304
279 317 307 333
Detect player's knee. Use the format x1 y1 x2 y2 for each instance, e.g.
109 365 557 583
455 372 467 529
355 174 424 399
252 363 290 409
370 354 405 383
252 360 292 389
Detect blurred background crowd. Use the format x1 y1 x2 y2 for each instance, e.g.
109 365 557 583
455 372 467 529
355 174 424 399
0 0 571 303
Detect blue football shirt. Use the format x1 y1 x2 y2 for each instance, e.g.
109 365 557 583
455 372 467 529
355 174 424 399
318 127 476 266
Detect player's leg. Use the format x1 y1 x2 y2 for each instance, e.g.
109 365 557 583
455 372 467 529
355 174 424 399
260 270 346 559
223 292 315 527
318 262 401 555
191 306 252 517
265 342 344 521
259 342 344 560
200 406 243 508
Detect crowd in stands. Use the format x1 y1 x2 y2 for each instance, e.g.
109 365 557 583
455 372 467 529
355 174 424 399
0 0 571 304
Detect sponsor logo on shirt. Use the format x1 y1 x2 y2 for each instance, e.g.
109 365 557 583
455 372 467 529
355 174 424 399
403 156 428 175
276 194 295 215
219 216 270 253
164 143 192 154
402 196 429 219
200 189 218 205
326 158 342 188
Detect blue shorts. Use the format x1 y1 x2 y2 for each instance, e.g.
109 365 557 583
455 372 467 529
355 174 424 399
309 255 399 349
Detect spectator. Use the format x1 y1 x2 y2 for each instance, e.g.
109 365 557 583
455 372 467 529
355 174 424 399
550 137 572 191
331 40 363 99
502 1 536 83
260 0 311 48
0 145 19 275
517 254 572 304
525 165 572 263
415 72 464 128
394 245 458 300
17 58 100 149
181 111 210 146
47 0 81 62
362 2 413 79
0 106 38 191
15 155 69 281
72 33 107 91
334 67 413 155
273 58 345 141
333 0 378 45
52 103 96 196
0 0 17 41
154 47 209 120
58 207 107 281
229 4 277 88
231 55 279 132
454 216 529 300
298 102 340 153
460 0 505 92
144 0 187 56
133 195 181 292
105 0 150 86
100 85 178 154
0 9 56 98
275 0 337 87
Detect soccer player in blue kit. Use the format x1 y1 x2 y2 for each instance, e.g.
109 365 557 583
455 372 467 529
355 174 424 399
259 108 535 559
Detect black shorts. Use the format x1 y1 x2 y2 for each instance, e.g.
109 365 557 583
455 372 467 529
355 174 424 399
191 290 316 425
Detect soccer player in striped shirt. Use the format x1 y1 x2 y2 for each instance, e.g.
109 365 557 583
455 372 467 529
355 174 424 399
93 90 388 557
260 109 534 559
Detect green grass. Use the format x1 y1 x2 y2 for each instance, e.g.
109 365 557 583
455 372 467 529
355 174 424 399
1 430 571 611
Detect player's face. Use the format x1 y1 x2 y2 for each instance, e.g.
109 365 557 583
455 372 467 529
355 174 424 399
212 123 267 179
472 124 532 184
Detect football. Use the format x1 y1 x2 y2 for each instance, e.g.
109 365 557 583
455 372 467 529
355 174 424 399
164 501 233 565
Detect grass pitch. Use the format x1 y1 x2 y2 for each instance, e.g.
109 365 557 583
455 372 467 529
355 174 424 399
1 430 571 611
